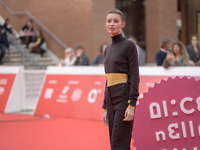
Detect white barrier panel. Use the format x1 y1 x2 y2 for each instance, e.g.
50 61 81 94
35 66 200 120
0 66 25 113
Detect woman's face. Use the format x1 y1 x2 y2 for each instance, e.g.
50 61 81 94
106 13 125 37
173 44 181 55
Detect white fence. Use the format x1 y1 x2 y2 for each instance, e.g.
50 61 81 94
0 66 200 114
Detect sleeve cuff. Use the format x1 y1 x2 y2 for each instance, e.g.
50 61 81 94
128 99 137 106
128 104 135 110
127 100 135 110
102 104 107 109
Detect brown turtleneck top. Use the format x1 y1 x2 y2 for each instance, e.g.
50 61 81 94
102 34 139 109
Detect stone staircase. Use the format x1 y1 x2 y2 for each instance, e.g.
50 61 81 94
2 45 59 69
1 44 59 112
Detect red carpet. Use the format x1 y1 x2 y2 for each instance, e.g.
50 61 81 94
0 113 110 150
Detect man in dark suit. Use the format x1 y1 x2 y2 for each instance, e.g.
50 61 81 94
155 38 171 66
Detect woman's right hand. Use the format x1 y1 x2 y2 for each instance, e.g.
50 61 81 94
166 52 175 61
102 111 108 126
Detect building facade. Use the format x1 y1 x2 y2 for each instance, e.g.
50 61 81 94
117 0 200 63
1 0 200 64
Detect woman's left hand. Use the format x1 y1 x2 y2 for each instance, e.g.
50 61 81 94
123 107 135 121
102 111 109 126
189 60 195 66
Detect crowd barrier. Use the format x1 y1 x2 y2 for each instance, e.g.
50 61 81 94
1 66 199 117
34 66 200 120
0 66 25 113
1 66 199 149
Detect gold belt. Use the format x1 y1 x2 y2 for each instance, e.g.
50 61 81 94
106 73 128 87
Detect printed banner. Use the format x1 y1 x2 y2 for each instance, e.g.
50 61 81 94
133 76 200 150
35 75 106 120
0 74 16 112
139 75 170 94
35 74 200 121
35 75 175 120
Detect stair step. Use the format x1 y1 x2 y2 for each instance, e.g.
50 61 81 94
26 90 41 94
2 62 23 66
7 58 23 63
25 76 45 80
25 84 43 89
2 42 59 69
5 54 23 58
37 57 52 62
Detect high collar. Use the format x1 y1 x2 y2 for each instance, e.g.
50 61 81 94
111 34 124 44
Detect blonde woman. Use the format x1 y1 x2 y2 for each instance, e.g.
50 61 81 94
102 9 139 150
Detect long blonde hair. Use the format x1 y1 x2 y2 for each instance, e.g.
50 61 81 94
107 8 125 37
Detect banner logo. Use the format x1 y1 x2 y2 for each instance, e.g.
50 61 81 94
133 77 200 150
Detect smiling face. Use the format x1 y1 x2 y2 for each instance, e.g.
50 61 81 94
106 13 125 37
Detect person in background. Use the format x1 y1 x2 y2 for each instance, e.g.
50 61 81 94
186 34 200 66
29 30 46 57
2 18 18 45
74 45 90 66
129 37 146 66
155 38 171 66
91 43 107 66
163 41 195 68
60 47 76 66
2 18 13 35
19 19 35 46
0 26 9 64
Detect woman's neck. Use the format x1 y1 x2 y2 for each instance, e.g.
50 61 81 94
111 34 123 44
175 53 181 60
111 32 121 37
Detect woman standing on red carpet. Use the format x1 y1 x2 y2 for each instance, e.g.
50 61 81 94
102 9 139 150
